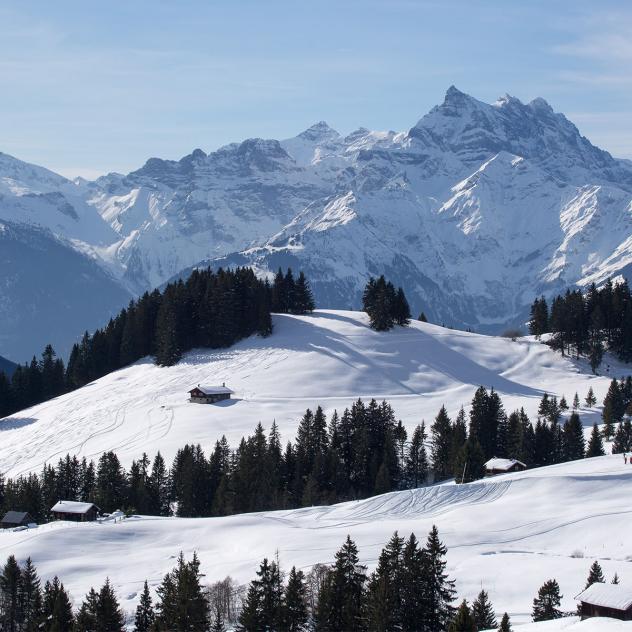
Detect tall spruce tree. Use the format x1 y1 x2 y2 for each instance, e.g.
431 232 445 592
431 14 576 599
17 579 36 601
282 567 308 632
532 579 563 622
448 600 477 632
0 555 21 632
586 424 606 457
134 581 155 632
585 561 605 589
472 589 497 630
562 412 586 461
498 612 512 631
431 406 453 481
422 525 456 630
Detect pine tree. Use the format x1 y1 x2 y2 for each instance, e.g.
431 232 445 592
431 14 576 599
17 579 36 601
392 288 411 326
423 526 456 631
75 588 99 632
472 589 497 630
418 312 428 323
532 579 563 622
586 424 606 457
453 437 486 483
498 612 512 631
0 555 22 632
603 379 625 438
562 412 585 461
573 393 580 411
559 395 568 411
585 387 597 408
20 557 43 632
315 536 367 632
405 423 428 487
42 577 74 632
431 406 453 481
448 600 477 632
293 272 315 315
134 581 155 632
283 567 308 632
95 578 125 632
585 561 605 589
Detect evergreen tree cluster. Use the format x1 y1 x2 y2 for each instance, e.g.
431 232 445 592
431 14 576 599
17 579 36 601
0 399 426 520
528 279 632 370
362 276 411 331
238 526 458 632
271 269 315 315
0 267 311 419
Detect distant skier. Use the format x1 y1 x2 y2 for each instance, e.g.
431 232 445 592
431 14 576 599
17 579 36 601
625 453 628 465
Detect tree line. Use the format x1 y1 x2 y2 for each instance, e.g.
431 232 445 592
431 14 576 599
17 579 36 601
529 279 632 371
4 380 623 525
0 267 315 419
0 526 512 632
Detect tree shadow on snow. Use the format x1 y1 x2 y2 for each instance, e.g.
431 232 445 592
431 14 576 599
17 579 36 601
0 417 37 431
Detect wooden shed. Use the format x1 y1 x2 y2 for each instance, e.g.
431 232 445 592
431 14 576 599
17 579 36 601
484 457 527 476
575 582 632 621
51 500 100 522
0 511 32 529
188 383 234 404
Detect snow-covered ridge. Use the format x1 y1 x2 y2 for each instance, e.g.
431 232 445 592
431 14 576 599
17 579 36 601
3 86 632 359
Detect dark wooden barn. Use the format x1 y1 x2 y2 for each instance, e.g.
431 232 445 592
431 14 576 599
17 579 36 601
189 383 234 404
0 511 32 529
51 500 100 522
575 582 632 621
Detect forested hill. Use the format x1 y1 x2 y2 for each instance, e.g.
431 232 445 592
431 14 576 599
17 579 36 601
0 266 314 419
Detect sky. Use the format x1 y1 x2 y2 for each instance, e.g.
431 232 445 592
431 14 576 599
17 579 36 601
1 0 631 179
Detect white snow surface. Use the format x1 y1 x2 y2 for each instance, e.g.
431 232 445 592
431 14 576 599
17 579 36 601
0 310 622 478
1 310 632 626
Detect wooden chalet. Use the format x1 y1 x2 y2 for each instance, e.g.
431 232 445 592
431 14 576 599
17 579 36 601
51 500 100 522
575 582 632 621
188 383 234 404
0 511 32 529
484 457 527 476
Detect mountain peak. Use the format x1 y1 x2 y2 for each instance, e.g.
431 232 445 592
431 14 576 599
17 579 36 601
297 121 340 142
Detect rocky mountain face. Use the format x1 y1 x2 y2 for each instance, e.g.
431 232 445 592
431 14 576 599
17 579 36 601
2 86 632 359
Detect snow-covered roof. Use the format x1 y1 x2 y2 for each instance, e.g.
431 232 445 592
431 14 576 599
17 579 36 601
51 501 98 515
1 511 29 524
190 385 234 395
576 582 632 610
485 457 526 471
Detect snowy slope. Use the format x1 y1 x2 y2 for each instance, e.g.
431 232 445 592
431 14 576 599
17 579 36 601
1 453 632 627
0 310 621 478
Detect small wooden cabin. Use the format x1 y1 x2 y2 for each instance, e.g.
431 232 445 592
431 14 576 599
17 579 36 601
484 457 527 476
188 384 234 404
0 511 32 529
575 582 632 621
51 501 100 522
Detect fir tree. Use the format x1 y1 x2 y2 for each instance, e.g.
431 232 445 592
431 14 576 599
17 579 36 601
20 557 43 632
562 412 585 461
586 424 605 457
498 612 512 632
392 288 411 326
293 272 315 315
405 423 428 487
532 579 562 622
283 567 308 632
418 312 428 323
75 588 99 632
559 395 568 411
134 581 155 632
95 578 125 632
573 393 580 411
585 561 605 589
472 589 497 630
422 525 456 631
42 577 74 632
585 387 596 408
448 600 477 632
431 406 453 481
0 555 22 632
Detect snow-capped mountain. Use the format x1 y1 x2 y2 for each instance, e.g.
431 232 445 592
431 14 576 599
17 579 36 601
3 87 632 359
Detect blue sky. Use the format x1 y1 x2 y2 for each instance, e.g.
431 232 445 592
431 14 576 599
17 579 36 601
1 1 631 178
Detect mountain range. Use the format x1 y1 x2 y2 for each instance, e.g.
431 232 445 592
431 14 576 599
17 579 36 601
2 86 632 361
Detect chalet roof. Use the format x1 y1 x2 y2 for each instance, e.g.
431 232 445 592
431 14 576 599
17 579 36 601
485 457 526 471
1 511 29 524
190 385 234 395
51 501 99 515
575 582 632 611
